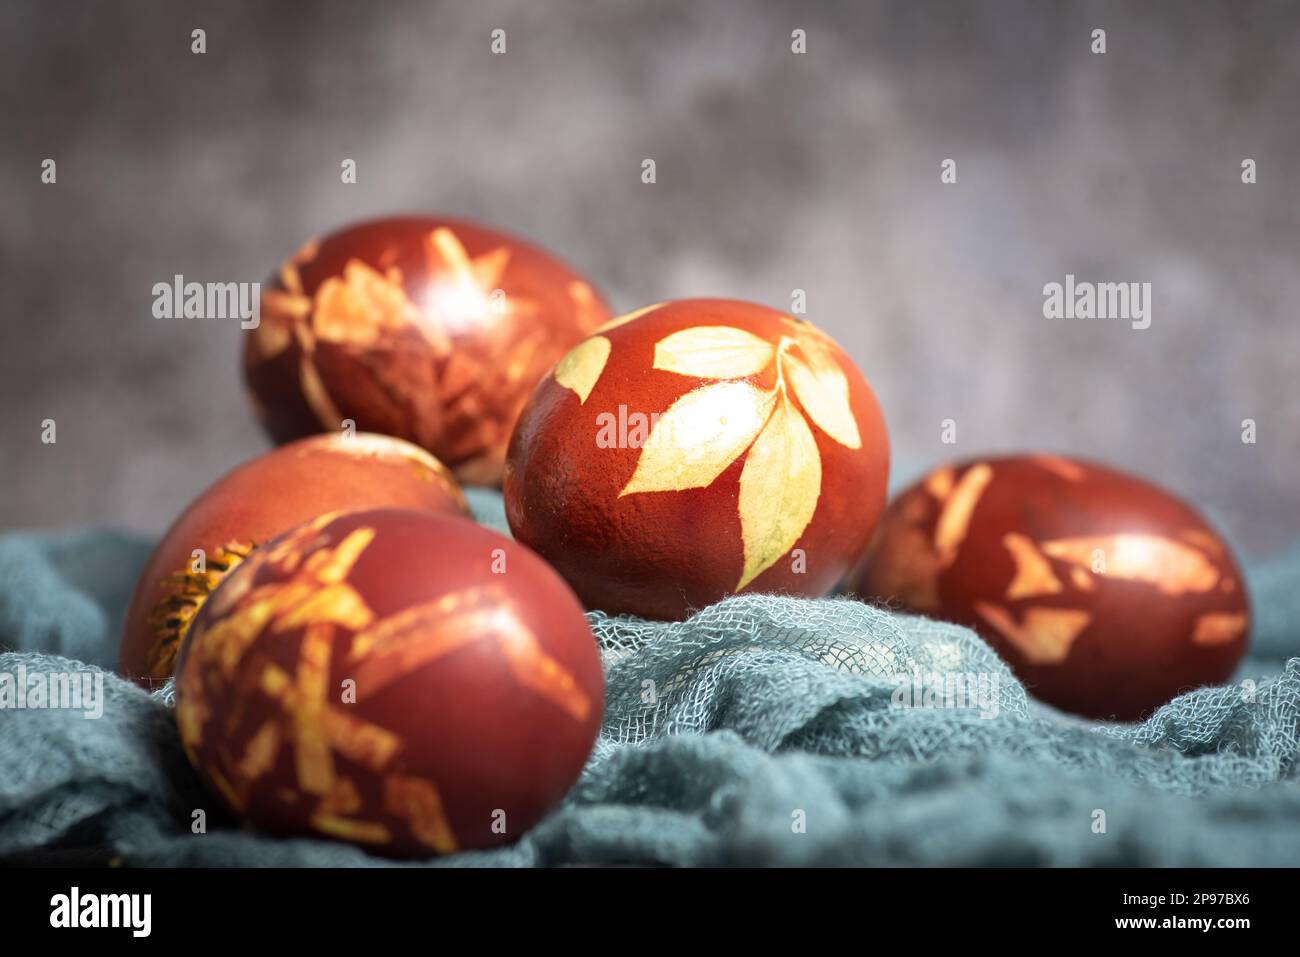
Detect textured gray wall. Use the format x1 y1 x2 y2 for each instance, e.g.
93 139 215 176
2 0 1297 558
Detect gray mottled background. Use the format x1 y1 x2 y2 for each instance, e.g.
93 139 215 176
1 0 1297 558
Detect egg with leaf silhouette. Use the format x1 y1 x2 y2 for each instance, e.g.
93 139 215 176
244 216 612 485
504 299 890 619
849 455 1250 720
174 508 603 857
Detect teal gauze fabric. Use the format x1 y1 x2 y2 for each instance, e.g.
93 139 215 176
1 488 1297 866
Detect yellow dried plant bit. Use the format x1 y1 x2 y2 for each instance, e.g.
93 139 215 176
426 227 475 275
553 335 611 404
933 463 994 565
236 720 282 781
270 582 373 634
311 815 391 845
146 541 255 679
620 380 775 496
305 526 376 585
974 602 1092 664
298 353 345 431
468 244 512 290
384 775 458 854
349 588 485 658
290 623 337 796
322 709 403 772
652 325 775 380
349 606 485 696
736 394 822 590
1191 612 1248 646
262 289 312 321
316 776 363 816
1039 534 1220 595
1002 533 1064 601
175 686 210 753
782 336 861 449
495 616 593 721
423 228 516 337
924 466 956 501
313 259 423 345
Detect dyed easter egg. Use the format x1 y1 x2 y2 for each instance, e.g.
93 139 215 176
244 216 612 485
850 454 1250 720
119 433 467 687
504 299 890 619
174 508 604 856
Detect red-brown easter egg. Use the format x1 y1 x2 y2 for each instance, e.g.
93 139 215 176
174 507 604 857
119 433 468 688
244 216 612 485
850 455 1250 720
503 299 890 619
